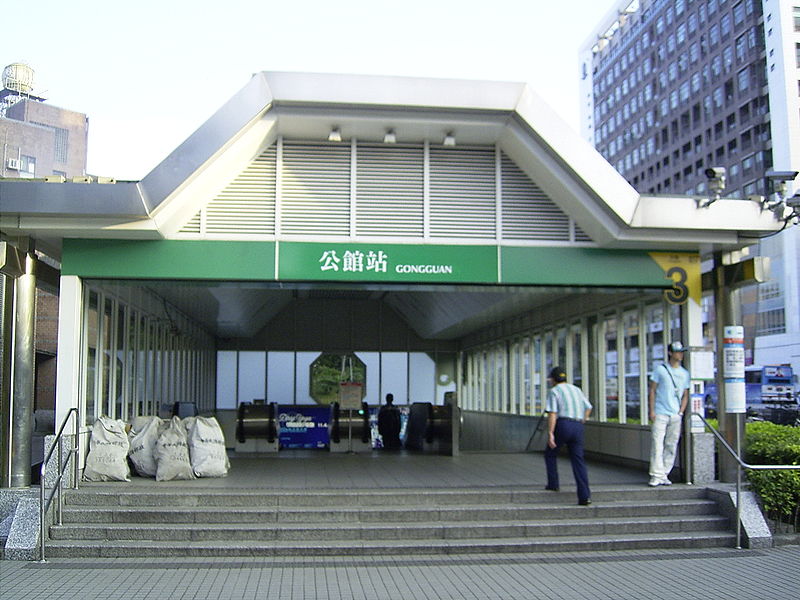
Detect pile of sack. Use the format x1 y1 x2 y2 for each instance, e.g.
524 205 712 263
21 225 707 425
83 415 230 482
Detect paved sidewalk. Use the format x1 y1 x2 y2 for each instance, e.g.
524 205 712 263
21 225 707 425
2 546 799 599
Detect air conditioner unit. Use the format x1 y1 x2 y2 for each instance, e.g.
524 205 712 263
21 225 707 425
7 158 20 170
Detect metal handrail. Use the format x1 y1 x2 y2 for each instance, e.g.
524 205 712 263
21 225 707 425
691 411 800 549
39 407 79 562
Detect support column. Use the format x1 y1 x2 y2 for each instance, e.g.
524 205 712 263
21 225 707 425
10 251 36 488
713 251 744 483
0 274 14 486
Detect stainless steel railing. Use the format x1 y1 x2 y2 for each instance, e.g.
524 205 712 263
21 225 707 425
691 411 800 549
38 407 79 562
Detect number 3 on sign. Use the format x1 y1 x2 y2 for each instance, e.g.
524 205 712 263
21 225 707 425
664 266 689 304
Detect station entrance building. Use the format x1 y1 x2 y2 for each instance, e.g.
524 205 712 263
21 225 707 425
0 72 784 485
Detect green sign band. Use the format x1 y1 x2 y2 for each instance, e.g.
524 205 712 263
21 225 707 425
61 239 682 289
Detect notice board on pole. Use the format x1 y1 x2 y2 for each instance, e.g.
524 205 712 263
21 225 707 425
339 382 363 410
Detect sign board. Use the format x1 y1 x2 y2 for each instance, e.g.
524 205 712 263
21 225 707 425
280 242 497 283
649 252 702 305
278 406 330 449
339 382 364 410
690 351 715 381
723 325 746 413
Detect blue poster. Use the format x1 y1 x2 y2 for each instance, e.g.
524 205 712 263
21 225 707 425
278 405 330 448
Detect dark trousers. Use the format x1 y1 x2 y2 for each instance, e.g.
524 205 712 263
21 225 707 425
544 419 591 503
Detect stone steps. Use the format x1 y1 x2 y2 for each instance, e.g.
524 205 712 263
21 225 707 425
43 484 735 558
43 531 737 558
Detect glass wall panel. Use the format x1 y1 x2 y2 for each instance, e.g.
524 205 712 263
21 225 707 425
295 351 318 404
83 290 99 425
135 316 147 417
267 351 295 405
604 315 619 421
587 316 599 421
669 303 682 347
99 296 112 418
571 324 583 389
532 336 543 414
114 304 126 420
544 332 554 380
238 351 266 405
216 351 237 409
646 304 666 373
522 338 531 415
380 352 408 404
495 346 504 412
356 351 380 406
410 352 436 404
624 310 641 423
557 327 567 370
435 352 457 407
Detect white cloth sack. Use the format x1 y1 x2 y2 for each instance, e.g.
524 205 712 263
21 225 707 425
83 417 131 482
128 417 164 477
155 416 196 481
130 415 160 434
187 416 229 477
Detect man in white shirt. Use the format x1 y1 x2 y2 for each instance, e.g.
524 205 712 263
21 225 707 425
648 341 690 487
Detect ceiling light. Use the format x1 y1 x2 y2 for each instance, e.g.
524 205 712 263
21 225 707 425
328 127 342 142
443 132 456 146
383 129 396 144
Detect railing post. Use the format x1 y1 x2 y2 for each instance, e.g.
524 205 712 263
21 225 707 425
735 421 742 549
39 407 79 562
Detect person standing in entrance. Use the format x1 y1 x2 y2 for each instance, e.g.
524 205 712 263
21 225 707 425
544 366 593 505
378 393 402 450
648 341 690 487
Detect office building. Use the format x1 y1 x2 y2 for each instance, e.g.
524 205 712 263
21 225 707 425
580 0 800 372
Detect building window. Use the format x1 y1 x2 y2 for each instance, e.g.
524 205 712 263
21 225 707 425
53 127 69 163
20 155 35 178
710 24 720 47
720 14 731 38
756 308 785 336
737 67 749 91
733 2 745 27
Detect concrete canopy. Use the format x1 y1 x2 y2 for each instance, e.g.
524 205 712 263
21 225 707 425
0 71 786 258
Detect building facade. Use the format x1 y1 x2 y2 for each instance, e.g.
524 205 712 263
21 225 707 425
0 63 88 180
580 0 800 374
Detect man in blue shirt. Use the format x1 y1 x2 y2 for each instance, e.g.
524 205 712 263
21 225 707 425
648 341 690 487
544 366 593 505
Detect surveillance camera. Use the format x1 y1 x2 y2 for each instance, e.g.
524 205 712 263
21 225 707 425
765 170 799 181
786 193 800 208
704 167 726 179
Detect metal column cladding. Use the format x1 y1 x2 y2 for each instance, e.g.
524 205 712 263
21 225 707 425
11 252 36 487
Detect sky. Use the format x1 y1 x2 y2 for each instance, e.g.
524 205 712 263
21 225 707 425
4 0 615 180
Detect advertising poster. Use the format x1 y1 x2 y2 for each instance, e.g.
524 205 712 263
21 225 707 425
278 406 330 448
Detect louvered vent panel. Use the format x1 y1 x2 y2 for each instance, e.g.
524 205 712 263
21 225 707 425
574 223 593 242
500 153 570 241
430 147 496 239
203 146 277 235
180 212 201 234
281 143 350 236
356 144 424 237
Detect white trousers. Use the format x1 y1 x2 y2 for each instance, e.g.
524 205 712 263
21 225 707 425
649 414 682 479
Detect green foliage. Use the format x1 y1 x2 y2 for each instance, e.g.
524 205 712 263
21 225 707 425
744 421 800 521
744 421 800 464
